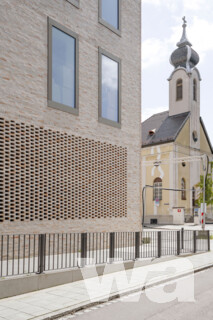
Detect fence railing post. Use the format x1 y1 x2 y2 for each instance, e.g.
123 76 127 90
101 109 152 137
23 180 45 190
181 228 184 250
81 233 87 267
38 234 46 274
207 230 210 251
158 232 161 258
135 232 140 260
193 231 197 253
177 231 180 256
109 232 115 262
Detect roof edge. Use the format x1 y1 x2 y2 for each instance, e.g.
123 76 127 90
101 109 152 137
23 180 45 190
141 110 169 125
200 117 213 154
142 139 174 148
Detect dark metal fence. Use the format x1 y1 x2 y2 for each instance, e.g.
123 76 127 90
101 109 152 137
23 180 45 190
0 234 40 277
0 230 210 278
161 231 178 256
44 233 81 271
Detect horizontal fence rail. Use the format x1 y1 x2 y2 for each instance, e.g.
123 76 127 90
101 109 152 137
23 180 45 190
0 230 210 278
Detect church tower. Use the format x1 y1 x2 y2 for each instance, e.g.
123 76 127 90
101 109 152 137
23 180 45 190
168 17 201 150
141 17 212 225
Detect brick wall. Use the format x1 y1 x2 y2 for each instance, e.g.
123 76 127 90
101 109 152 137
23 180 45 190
0 0 142 234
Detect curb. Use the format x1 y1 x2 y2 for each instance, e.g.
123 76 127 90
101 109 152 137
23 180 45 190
39 261 213 320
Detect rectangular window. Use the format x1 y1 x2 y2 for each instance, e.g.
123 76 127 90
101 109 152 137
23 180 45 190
176 79 183 101
99 0 121 35
153 182 162 201
48 18 79 114
99 48 121 128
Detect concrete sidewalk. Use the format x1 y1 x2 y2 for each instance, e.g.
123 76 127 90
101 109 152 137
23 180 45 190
0 252 213 320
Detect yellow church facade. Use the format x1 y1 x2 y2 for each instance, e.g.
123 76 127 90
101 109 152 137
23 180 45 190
142 119 212 225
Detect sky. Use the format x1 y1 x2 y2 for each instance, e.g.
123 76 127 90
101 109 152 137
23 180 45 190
142 0 213 143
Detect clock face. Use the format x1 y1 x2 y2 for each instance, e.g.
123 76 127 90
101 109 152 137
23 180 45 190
193 130 198 142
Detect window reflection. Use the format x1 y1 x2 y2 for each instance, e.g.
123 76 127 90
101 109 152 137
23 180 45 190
101 54 119 122
101 0 119 30
52 27 76 108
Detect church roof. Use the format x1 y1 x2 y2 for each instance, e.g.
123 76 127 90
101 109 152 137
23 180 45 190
142 111 190 147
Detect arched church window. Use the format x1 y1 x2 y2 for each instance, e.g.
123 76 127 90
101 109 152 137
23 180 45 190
176 79 183 101
193 79 197 101
153 177 162 201
181 178 186 200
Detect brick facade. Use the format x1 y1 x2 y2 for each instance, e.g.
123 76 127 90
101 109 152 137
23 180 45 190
0 0 142 234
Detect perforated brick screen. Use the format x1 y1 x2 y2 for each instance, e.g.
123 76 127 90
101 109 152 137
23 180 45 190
0 118 127 222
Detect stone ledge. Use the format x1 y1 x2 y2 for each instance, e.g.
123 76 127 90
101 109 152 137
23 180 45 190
0 256 177 299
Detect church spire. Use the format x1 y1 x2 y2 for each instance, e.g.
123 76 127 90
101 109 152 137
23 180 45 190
176 17 192 48
170 17 199 73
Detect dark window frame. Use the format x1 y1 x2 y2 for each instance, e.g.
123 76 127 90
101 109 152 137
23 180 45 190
193 79 197 101
176 79 183 101
98 47 121 128
48 17 79 115
65 0 80 9
98 0 121 36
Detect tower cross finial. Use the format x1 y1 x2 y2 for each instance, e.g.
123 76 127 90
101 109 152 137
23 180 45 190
176 16 192 48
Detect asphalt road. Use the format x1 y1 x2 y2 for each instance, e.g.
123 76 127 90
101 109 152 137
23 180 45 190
62 267 213 320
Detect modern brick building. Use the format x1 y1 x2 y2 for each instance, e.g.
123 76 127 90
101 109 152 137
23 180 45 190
0 0 142 234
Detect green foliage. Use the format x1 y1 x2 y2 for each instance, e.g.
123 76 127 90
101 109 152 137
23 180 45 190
196 170 213 206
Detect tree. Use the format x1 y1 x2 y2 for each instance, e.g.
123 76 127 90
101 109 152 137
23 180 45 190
195 166 213 206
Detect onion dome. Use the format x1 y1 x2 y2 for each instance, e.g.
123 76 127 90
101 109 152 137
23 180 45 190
170 17 199 73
